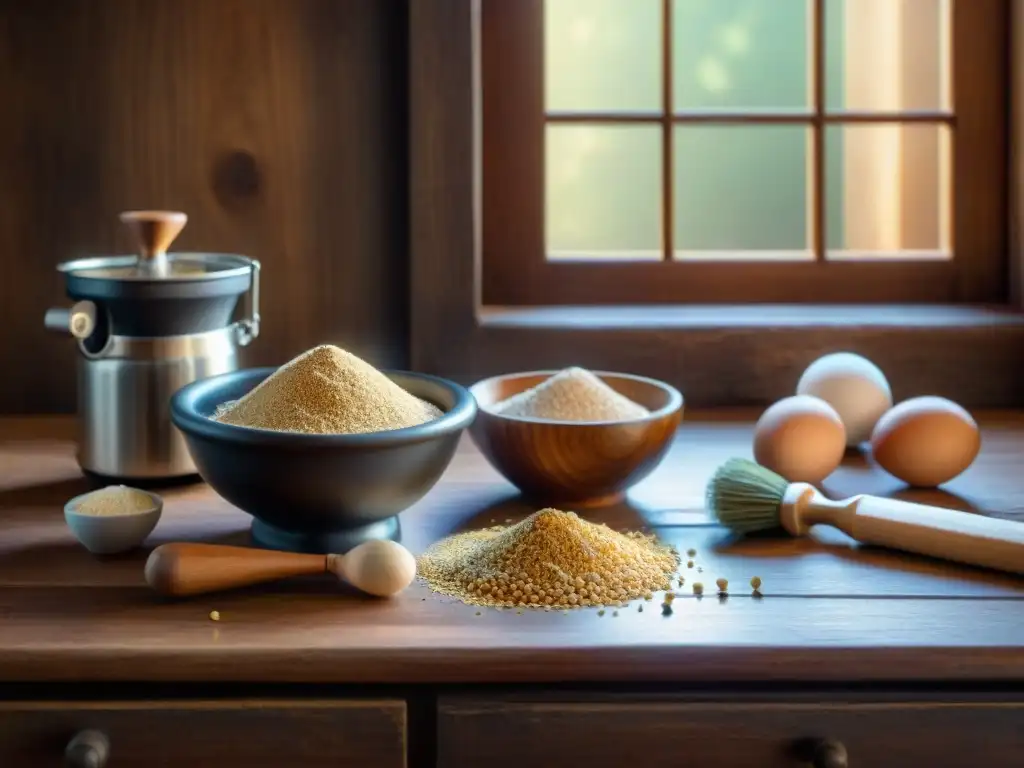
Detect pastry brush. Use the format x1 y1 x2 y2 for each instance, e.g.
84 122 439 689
705 457 1024 575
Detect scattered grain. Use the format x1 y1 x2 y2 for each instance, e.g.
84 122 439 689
663 591 676 605
417 508 680 609
716 577 729 594
73 485 154 516
209 610 220 622
692 582 704 596
686 548 697 557
490 367 649 422
750 576 762 590
687 560 694 568
214 344 441 435
598 609 606 617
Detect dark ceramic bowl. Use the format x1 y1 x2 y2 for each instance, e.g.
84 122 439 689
171 367 476 553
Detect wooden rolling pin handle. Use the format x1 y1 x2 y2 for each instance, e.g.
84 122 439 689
145 543 328 597
783 485 1024 575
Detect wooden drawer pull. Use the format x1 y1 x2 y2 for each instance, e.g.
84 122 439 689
65 729 109 768
812 739 848 768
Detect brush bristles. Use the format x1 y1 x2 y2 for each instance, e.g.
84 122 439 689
705 458 789 534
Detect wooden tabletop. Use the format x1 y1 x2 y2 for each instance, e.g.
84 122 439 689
1 414 1022 685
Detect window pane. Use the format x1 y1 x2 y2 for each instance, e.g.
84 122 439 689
825 0 950 112
825 123 951 257
673 125 811 257
546 126 662 258
545 0 661 112
673 0 810 111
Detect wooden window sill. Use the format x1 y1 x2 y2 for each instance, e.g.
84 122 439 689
478 304 1024 330
419 304 1024 409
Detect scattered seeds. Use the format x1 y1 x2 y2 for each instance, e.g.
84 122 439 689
750 576 762 590
417 508 679 609
687 560 694 568
208 610 220 622
686 548 697 557
692 582 704 596
598 609 606 617
663 591 676 605
716 577 729 594
677 576 685 587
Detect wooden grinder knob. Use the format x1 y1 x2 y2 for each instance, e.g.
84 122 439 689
119 210 187 275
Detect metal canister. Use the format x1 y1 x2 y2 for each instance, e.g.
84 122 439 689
44 210 260 481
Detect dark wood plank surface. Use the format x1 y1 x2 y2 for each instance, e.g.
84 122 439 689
0 413 1022 684
0 0 409 415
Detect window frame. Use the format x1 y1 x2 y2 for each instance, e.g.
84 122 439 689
410 0 1024 408
482 0 1007 306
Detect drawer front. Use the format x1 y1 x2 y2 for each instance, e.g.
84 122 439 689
439 696 1023 768
0 699 405 767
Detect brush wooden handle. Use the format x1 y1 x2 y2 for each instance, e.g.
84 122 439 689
782 485 1024 574
145 543 329 596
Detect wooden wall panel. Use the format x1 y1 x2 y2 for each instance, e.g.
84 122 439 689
0 0 409 414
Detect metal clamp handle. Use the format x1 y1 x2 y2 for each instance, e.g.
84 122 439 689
235 259 261 347
44 301 98 340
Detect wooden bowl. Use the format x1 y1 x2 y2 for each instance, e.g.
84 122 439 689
469 371 684 508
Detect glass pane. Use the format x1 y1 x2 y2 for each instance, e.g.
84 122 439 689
673 125 811 257
546 125 662 259
825 0 950 112
545 0 662 112
825 123 951 257
673 0 810 111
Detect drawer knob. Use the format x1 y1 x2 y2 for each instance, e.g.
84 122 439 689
65 729 110 768
812 739 848 768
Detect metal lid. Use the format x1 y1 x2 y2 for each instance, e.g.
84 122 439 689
58 251 254 282
54 211 258 339
57 210 254 282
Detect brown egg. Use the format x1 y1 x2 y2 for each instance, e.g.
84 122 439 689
753 395 846 484
869 396 980 487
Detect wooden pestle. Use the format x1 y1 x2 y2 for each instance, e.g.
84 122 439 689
145 543 330 597
145 540 418 598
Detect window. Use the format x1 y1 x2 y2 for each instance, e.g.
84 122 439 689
410 0 1024 407
482 0 1006 305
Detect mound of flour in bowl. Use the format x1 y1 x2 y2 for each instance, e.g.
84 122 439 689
213 344 442 435
490 367 649 422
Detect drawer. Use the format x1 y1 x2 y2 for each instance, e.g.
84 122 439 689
439 695 1023 768
0 699 405 767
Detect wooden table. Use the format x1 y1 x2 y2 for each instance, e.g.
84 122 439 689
1 414 1022 767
